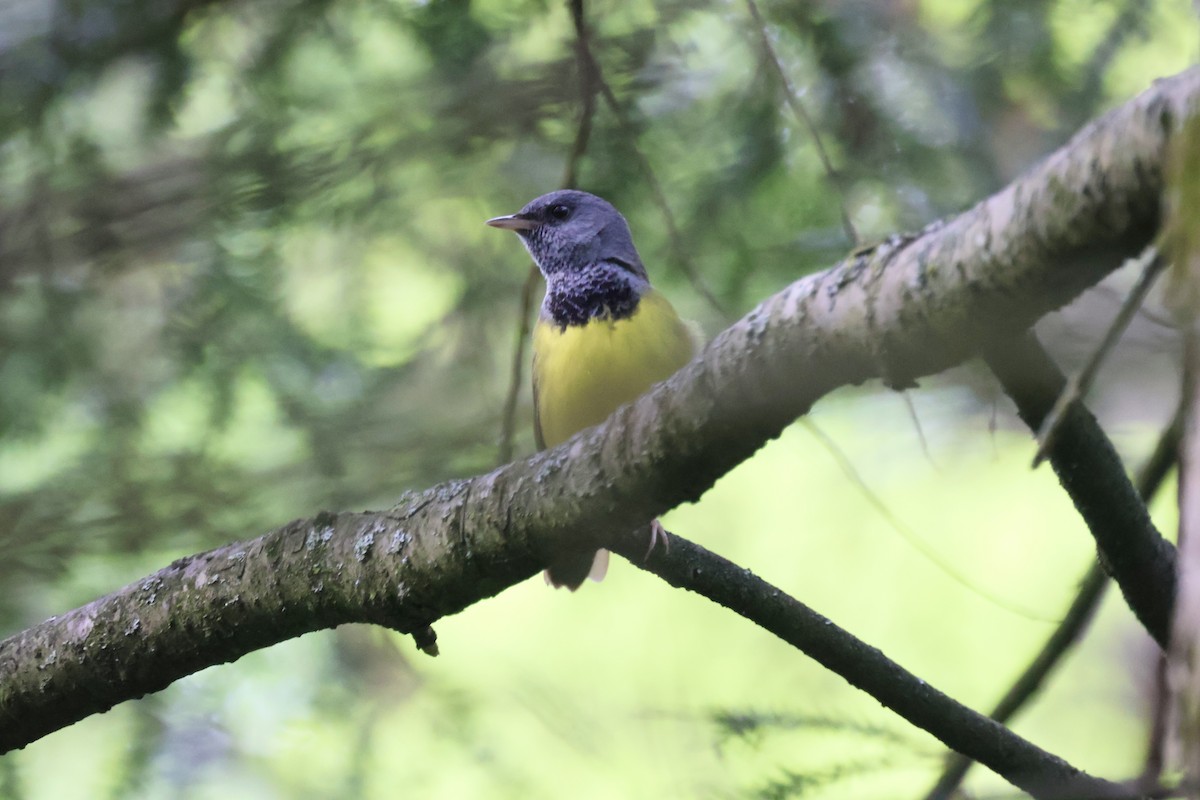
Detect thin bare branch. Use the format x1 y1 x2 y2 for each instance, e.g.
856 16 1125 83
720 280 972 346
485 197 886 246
563 0 598 191
1142 651 1172 791
496 265 542 464
1034 247 1167 465
1169 321 1200 792
900 389 940 471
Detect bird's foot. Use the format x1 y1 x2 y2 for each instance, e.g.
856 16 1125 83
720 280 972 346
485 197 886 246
645 519 670 561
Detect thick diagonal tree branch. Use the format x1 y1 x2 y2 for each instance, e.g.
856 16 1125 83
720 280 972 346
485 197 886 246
3 67 1199 790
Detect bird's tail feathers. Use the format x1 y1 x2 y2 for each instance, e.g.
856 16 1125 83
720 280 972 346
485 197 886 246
544 549 608 591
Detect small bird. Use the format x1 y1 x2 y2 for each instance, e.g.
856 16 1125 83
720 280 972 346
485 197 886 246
487 190 697 590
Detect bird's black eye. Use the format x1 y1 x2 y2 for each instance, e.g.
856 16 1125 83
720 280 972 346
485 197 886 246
548 204 571 221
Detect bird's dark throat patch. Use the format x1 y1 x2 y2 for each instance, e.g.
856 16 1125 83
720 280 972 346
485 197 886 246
545 266 640 329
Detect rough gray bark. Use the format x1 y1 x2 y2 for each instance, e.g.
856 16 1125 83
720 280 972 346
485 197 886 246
3 64 1199 793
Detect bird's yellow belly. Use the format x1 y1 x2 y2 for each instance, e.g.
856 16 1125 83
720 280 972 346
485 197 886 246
532 291 695 449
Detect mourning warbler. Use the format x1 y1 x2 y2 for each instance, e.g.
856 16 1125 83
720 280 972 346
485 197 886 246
487 190 696 590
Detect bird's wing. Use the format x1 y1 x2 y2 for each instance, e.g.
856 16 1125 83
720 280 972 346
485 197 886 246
531 350 547 451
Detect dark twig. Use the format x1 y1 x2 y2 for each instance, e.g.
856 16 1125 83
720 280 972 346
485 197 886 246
563 0 597 191
1094 282 1175 329
1137 412 1185 796
1076 0 1152 119
743 0 858 245
497 265 541 465
925 407 1182 800
900 389 940 471
608 531 1129 799
1160 102 1200 790
1034 247 1167 466
1167 319 1200 786
1141 650 1171 791
985 332 1177 648
1126 415 1181 794
496 0 598 465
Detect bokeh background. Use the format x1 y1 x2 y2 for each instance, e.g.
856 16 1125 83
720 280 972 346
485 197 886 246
0 0 1195 796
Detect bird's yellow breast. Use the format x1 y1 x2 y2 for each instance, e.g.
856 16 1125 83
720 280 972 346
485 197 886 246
532 289 695 449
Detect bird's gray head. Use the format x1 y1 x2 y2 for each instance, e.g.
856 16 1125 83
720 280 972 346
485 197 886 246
486 190 648 281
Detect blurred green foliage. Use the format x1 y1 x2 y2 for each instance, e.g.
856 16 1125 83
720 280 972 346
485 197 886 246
0 0 1194 796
